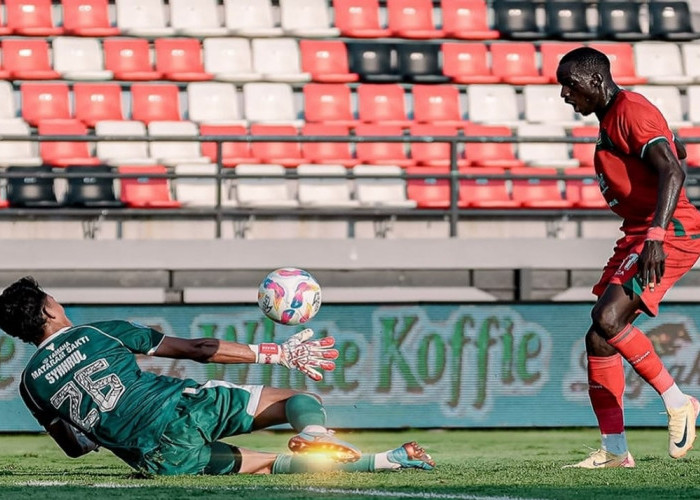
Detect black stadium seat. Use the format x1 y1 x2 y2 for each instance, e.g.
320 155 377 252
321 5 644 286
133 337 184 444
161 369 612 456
545 1 595 40
63 165 125 208
347 42 402 83
6 166 60 208
397 44 450 83
493 0 543 40
649 1 699 41
598 1 649 41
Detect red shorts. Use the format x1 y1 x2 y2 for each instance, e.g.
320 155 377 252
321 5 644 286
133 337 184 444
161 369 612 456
593 234 700 316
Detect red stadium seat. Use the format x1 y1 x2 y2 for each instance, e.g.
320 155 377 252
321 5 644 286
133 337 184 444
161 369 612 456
441 43 501 84
463 123 526 169
490 43 550 85
357 84 412 127
103 38 162 81
410 124 468 168
412 84 468 128
6 0 63 35
441 0 500 40
355 124 413 167
119 165 182 208
130 84 181 124
303 83 358 126
21 82 70 127
74 83 124 127
155 38 213 82
571 126 598 168
678 127 700 168
250 124 302 168
332 0 391 37
299 40 359 83
459 167 519 208
0 1 13 35
2 39 60 80
510 167 572 208
302 123 358 167
38 119 101 167
200 124 259 167
62 0 120 36
540 42 584 83
588 42 647 85
565 167 607 208
387 0 444 38
406 166 453 208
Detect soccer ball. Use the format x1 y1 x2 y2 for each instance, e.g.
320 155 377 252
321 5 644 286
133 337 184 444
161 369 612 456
257 268 322 325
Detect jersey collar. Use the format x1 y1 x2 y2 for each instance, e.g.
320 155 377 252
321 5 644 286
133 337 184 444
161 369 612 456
36 326 72 350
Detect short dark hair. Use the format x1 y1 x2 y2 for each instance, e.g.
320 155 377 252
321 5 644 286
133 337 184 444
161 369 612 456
0 276 47 344
559 47 611 77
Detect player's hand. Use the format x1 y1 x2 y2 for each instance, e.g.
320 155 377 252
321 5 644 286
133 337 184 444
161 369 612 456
637 240 666 292
279 329 338 381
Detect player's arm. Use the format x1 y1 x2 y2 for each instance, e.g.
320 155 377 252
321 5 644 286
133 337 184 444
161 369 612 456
44 418 99 458
674 135 687 161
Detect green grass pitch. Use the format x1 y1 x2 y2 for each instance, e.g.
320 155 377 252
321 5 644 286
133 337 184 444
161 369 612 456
1 429 699 500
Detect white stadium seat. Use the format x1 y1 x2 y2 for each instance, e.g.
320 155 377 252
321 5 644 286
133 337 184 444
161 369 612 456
203 38 262 83
95 120 156 166
467 85 524 128
174 163 236 207
169 0 230 37
632 85 691 129
234 163 298 207
116 0 176 37
148 121 211 166
187 82 246 125
279 0 341 38
633 42 693 85
0 119 42 167
52 37 113 81
297 163 360 208
224 0 284 37
251 38 311 83
353 164 417 208
517 124 580 169
523 85 579 128
242 82 302 126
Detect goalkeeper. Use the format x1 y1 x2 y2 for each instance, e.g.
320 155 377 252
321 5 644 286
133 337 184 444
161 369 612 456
0 277 434 475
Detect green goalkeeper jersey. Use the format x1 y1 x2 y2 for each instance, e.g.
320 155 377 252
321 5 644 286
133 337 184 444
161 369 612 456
19 320 195 468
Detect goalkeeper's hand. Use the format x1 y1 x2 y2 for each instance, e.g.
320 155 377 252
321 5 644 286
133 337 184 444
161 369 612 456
250 329 338 381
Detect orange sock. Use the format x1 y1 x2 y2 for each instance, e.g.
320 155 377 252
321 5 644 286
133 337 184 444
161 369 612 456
608 324 675 394
588 355 625 434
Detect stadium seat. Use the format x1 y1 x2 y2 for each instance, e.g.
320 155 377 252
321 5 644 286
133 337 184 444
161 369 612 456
250 124 302 167
303 83 358 126
357 84 412 126
234 163 298 207
441 0 500 40
203 38 261 83
682 44 700 83
588 42 647 85
355 124 413 167
53 37 113 80
492 0 542 40
130 84 182 124
115 0 175 37
649 1 699 41
523 85 579 128
199 124 258 167
353 164 417 207
466 85 523 127
103 38 162 81
633 42 693 85
517 124 580 169
2 39 60 80
74 83 124 127
187 82 245 125
565 167 607 209
299 40 359 83
6 166 60 208
62 0 121 36
545 1 594 41
297 163 360 208
332 0 391 38
678 127 700 167
347 43 401 83
412 84 468 127
686 86 700 124
397 44 450 84
279 0 341 37
224 0 283 37
441 42 501 84
459 167 518 208
406 166 452 208
62 165 124 208
540 42 584 84
251 38 311 83
387 0 444 39
571 126 598 168
118 165 181 208
301 123 358 167
243 83 301 126
38 119 101 167
174 163 236 207
463 123 525 169
490 43 549 85
632 85 691 129
510 167 571 208
0 82 17 120
6 0 63 35
410 124 467 168
95 120 155 166
598 1 647 41
0 2 13 35
0 119 42 167
169 0 229 37
21 83 70 127
148 120 210 166
155 38 213 81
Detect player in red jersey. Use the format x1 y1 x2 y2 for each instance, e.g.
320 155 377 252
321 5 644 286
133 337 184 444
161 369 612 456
557 47 700 468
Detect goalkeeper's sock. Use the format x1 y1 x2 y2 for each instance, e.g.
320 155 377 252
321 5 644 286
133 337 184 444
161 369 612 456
285 393 327 432
272 453 397 473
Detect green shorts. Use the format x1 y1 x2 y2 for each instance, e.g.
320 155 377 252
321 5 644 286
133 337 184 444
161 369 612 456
143 381 264 475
